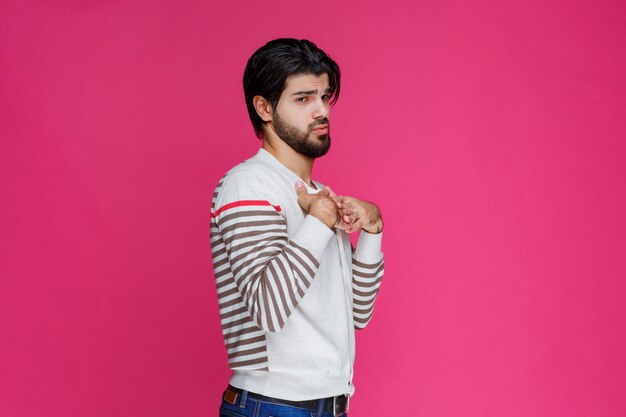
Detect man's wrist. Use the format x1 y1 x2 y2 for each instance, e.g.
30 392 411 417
362 220 383 234
309 211 337 229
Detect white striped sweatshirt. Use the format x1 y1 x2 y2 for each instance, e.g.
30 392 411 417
210 148 384 400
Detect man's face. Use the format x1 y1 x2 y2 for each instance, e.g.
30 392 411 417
271 73 331 158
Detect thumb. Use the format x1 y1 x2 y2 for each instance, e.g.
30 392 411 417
295 181 308 197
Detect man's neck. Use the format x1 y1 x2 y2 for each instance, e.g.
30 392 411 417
262 137 315 187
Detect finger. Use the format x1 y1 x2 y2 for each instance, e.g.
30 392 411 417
325 187 343 208
338 205 353 219
331 196 343 209
321 187 341 208
341 202 354 213
325 185 338 198
333 212 349 229
341 205 357 222
350 220 364 233
345 212 359 228
335 219 350 230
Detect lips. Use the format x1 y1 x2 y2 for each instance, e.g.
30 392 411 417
313 125 329 134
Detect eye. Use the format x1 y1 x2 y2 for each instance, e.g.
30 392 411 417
321 94 330 101
296 97 308 103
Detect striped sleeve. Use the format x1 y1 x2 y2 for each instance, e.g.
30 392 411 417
211 171 333 334
351 230 384 330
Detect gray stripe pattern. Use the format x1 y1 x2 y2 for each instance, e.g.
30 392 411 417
210 177 324 370
351 256 384 330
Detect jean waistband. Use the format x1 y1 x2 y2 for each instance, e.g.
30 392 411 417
224 385 349 415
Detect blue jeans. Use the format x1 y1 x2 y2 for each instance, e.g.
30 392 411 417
219 388 348 417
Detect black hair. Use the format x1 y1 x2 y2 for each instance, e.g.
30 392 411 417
243 38 341 139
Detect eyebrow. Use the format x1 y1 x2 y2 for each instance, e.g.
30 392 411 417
292 87 331 96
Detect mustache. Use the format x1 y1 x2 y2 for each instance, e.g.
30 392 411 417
309 118 330 130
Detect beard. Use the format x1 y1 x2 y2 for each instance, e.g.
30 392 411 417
273 111 331 158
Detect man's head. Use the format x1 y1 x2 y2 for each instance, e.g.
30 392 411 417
243 38 341 158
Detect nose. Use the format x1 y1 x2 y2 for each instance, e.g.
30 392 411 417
312 97 330 120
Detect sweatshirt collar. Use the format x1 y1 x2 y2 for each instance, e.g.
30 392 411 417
254 148 321 191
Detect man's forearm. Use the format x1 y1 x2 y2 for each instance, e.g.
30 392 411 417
351 230 384 329
213 207 333 333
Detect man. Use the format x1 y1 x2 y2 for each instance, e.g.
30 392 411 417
210 38 384 417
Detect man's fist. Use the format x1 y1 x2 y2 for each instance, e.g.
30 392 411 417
338 195 383 234
295 182 340 229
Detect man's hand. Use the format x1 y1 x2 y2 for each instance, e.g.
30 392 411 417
338 195 383 234
295 182 341 229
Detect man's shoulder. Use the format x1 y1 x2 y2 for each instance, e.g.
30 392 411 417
219 154 280 186
212 154 286 207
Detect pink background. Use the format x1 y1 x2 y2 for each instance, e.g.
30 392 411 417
2 1 625 416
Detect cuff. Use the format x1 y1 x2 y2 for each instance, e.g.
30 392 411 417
353 230 383 263
292 214 335 260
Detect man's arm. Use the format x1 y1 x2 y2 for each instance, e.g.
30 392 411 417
351 231 384 329
211 171 338 333
338 195 385 330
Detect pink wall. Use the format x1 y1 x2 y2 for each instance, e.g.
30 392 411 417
2 1 625 416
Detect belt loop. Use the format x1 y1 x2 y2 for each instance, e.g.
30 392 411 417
316 398 325 416
240 389 248 408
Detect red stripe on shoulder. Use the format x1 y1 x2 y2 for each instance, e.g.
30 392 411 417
211 200 282 218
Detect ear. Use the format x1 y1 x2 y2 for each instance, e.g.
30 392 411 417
253 96 273 123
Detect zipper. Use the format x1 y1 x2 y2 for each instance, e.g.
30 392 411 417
335 228 354 398
309 182 354 400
